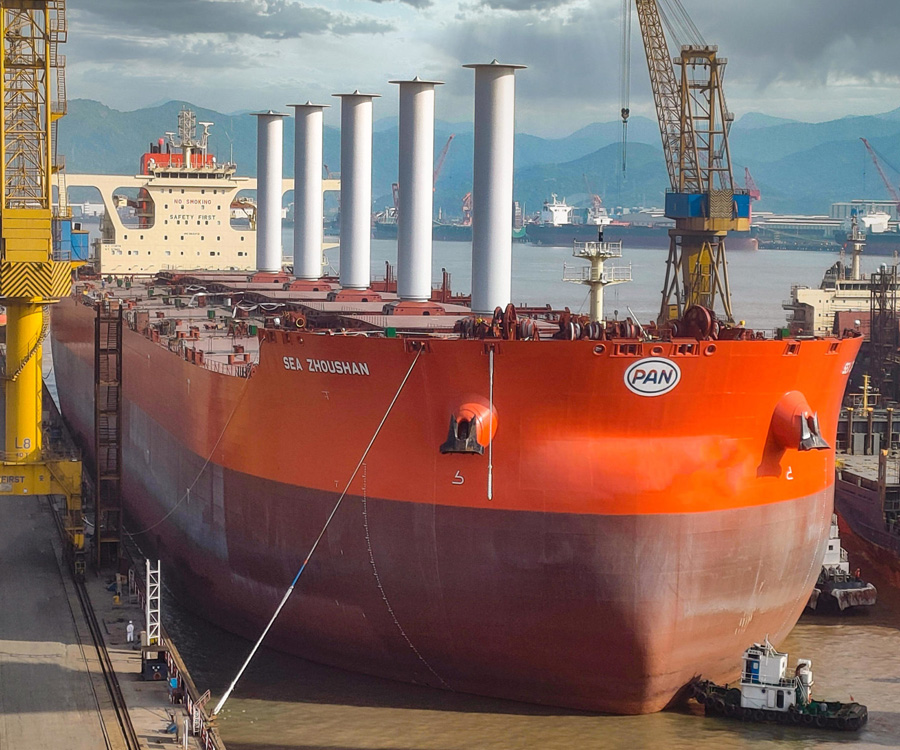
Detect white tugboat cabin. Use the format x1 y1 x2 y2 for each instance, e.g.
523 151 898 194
739 640 810 711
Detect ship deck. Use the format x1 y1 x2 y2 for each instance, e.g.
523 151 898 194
73 270 570 377
838 453 882 481
71 266 854 386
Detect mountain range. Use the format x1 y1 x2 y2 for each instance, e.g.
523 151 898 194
60 99 900 218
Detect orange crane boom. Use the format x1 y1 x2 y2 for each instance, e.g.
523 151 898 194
433 134 455 190
744 167 761 202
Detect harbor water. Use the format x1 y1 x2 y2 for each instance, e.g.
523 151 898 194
319 237 837 333
164 490 900 750
68 237 900 748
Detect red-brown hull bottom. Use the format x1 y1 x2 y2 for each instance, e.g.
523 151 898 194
116 405 824 714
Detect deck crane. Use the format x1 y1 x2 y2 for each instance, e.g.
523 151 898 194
632 0 751 324
0 1 84 572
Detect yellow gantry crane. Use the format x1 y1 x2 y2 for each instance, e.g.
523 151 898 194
0 0 84 572
632 0 751 324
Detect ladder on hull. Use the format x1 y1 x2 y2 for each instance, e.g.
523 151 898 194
94 300 123 568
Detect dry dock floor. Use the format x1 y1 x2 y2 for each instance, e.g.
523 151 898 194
0 494 108 748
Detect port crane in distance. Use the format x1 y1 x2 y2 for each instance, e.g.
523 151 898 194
860 137 900 212
391 133 455 217
744 167 761 203
433 133 455 190
583 173 604 214
631 0 752 324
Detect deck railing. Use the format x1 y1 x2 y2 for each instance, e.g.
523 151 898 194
562 264 633 284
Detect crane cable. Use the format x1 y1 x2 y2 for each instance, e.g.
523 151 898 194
620 0 631 176
619 0 706 178
212 348 423 716
657 0 704 47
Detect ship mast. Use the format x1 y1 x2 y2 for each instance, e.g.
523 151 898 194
564 239 632 322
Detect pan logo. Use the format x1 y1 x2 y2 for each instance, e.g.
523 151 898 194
624 357 682 397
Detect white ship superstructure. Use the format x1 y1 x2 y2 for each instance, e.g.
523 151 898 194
784 222 898 335
784 271 880 336
59 108 338 275
539 193 612 228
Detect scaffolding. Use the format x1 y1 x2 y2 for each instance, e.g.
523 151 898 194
145 559 162 647
868 265 899 402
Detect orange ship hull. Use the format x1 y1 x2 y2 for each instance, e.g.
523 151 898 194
51 295 859 713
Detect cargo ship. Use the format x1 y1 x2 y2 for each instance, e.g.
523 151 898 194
51 70 859 715
783 260 879 337
835 452 900 570
834 212 900 257
525 195 759 250
834 375 900 571
783 221 900 337
839 229 900 256
372 216 473 242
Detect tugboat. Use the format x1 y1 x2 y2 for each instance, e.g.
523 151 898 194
807 514 877 611
691 641 868 730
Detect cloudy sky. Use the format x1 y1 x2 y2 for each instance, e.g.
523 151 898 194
68 0 900 136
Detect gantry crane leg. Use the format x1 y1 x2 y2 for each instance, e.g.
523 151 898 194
5 304 43 459
0 1 84 575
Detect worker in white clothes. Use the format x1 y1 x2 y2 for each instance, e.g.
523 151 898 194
126 620 135 642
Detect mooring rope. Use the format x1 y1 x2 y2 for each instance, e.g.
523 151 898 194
212 348 423 715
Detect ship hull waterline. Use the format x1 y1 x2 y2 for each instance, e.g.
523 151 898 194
51 295 857 714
